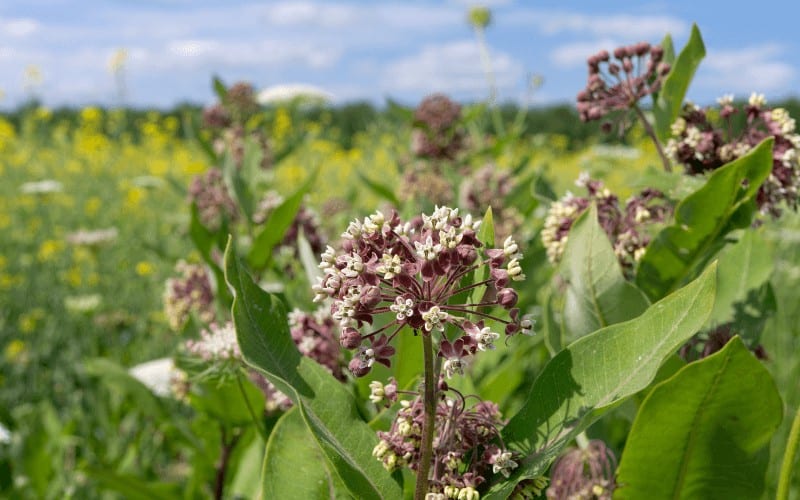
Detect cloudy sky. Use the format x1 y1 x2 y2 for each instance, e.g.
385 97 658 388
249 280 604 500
0 0 798 109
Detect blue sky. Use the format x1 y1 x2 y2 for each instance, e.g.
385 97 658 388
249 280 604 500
0 0 798 109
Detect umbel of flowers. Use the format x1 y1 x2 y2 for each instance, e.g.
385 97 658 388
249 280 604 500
313 206 532 378
163 261 216 331
665 93 800 218
541 174 672 271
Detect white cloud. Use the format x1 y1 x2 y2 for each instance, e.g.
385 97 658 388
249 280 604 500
550 38 620 68
698 44 795 94
501 9 688 39
382 40 523 96
0 17 40 37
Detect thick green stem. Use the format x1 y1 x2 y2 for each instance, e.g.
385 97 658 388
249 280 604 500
777 404 800 500
632 103 672 173
575 431 590 450
414 333 437 500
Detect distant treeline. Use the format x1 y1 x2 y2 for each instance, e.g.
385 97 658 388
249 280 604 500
4 98 800 151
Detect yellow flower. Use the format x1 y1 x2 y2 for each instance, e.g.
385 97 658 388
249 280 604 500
37 239 64 262
4 340 26 363
136 261 155 276
124 186 146 209
84 196 102 216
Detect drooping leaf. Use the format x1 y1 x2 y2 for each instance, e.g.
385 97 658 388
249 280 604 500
484 263 716 498
636 138 773 301
653 24 706 141
615 337 782 499
709 229 773 325
248 170 317 270
224 241 402 500
84 358 165 418
559 205 650 340
262 407 347 499
356 170 400 206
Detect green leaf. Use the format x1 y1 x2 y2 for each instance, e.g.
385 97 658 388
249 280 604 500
653 24 706 142
660 33 676 65
86 468 181 500
484 263 717 498
356 170 400 206
542 292 563 357
471 206 495 306
709 229 773 325
297 231 323 290
615 337 782 499
228 431 264 499
559 205 650 340
84 358 165 418
188 377 266 427
248 171 317 270
212 75 227 101
224 241 402 500
477 206 495 247
263 407 348 499
636 138 773 301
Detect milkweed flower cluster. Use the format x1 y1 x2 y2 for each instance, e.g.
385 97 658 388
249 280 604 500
185 322 241 361
577 42 670 124
187 168 239 231
541 175 672 270
546 439 617 500
163 261 216 331
459 163 524 242
373 394 517 495
411 94 466 160
288 308 344 380
665 94 800 218
65 227 119 247
313 207 532 378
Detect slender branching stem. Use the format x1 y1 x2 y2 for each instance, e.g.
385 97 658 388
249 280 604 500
213 426 241 500
414 332 437 500
777 403 800 500
236 372 268 442
632 103 672 172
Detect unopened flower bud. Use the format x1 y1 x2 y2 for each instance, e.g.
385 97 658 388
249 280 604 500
340 327 362 349
497 287 518 308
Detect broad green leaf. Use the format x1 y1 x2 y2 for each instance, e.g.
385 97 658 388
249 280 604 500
477 205 495 247
228 430 264 499
660 33 676 65
356 170 400 206
188 377 266 427
248 171 317 270
224 241 402 500
484 263 716 499
85 469 181 500
262 407 349 499
709 229 773 325
84 358 165 417
542 292 563 356
297 231 323 290
653 24 706 141
616 337 782 499
560 205 650 340
636 139 773 301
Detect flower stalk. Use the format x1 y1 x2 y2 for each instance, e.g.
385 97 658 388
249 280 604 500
415 332 438 500
777 403 800 500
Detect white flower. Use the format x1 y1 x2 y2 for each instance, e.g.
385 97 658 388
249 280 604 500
507 258 525 281
66 227 119 246
129 358 178 397
748 92 766 108
717 94 734 106
390 296 415 321
0 423 11 444
20 179 63 194
442 357 466 378
421 305 448 332
472 326 500 351
415 236 442 261
491 450 518 478
377 252 402 280
369 380 385 404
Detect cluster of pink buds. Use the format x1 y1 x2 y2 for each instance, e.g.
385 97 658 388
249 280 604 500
313 207 532 378
288 308 344 380
187 168 239 231
665 94 800 218
459 163 524 242
577 42 670 125
372 391 517 495
542 174 672 272
163 261 216 331
546 440 617 500
679 323 767 362
411 94 466 160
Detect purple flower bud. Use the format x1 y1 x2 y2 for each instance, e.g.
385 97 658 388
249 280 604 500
340 327 362 349
497 287 518 308
348 357 370 377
